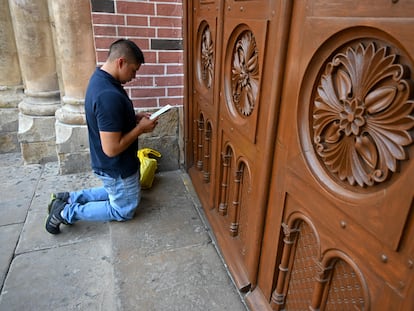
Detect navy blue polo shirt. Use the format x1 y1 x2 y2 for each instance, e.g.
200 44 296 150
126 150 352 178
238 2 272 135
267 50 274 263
85 67 139 178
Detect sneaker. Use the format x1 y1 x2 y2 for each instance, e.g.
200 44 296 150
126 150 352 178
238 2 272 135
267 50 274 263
45 199 67 234
48 192 69 214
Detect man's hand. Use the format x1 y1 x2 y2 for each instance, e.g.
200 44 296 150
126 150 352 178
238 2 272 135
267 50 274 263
137 116 158 133
135 112 151 123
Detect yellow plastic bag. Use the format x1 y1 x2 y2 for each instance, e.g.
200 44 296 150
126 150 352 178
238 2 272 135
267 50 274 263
137 148 162 189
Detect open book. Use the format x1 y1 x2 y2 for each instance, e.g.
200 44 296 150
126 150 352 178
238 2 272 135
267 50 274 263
150 104 172 120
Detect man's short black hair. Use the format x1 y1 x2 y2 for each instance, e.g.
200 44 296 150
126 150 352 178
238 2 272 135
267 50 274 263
108 38 145 65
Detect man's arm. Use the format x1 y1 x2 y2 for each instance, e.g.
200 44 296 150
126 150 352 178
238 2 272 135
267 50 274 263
100 116 157 157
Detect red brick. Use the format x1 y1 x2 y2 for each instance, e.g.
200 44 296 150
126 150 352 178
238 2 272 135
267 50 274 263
92 13 125 25
96 50 109 63
118 26 156 38
126 15 149 27
95 37 118 50
132 98 158 108
157 27 182 38
160 97 183 106
156 3 182 17
149 0 182 3
150 16 182 28
129 38 150 50
167 87 184 97
139 64 166 75
155 75 184 87
158 51 183 64
117 1 155 15
142 51 157 63
93 25 117 36
128 76 154 87
131 87 166 98
166 65 183 75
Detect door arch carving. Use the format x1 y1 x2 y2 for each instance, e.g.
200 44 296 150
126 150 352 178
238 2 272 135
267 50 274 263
271 214 369 311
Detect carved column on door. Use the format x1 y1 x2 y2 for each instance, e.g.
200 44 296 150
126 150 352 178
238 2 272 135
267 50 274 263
229 167 243 236
203 122 211 182
270 222 299 310
196 116 204 170
192 119 198 166
218 150 232 216
309 260 333 310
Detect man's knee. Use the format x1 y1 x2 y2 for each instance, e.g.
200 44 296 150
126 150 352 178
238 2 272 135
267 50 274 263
119 209 136 221
114 202 138 221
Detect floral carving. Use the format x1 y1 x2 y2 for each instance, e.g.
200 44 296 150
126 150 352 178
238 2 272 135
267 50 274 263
231 30 259 116
313 42 414 187
201 26 214 89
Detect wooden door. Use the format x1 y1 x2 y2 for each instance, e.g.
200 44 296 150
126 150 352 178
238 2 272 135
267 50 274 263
185 0 292 291
186 0 221 210
248 1 414 310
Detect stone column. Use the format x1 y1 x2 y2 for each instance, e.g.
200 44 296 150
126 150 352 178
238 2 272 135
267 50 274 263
0 0 23 153
8 0 60 164
49 0 96 174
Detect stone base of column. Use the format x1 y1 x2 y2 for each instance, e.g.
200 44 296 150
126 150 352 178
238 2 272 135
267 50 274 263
20 140 57 164
18 113 57 164
0 107 20 153
0 86 23 153
55 121 90 174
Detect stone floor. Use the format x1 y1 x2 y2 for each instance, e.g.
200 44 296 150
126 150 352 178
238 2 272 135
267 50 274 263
0 153 248 311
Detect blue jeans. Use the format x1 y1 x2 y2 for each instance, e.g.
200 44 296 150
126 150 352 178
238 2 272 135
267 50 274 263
61 171 141 223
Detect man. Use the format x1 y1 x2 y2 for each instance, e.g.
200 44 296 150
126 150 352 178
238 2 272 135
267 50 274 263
46 39 158 234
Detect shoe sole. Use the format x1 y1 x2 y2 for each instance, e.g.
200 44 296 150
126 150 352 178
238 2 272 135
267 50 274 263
45 214 60 234
47 193 57 214
46 194 59 234
47 194 71 226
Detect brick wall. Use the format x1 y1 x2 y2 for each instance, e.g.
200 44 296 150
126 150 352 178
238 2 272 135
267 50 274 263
90 0 184 109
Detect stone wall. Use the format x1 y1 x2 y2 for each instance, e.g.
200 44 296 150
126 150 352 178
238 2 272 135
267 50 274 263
138 106 183 171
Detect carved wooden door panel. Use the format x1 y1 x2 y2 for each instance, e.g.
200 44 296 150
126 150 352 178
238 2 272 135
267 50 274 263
209 0 300 291
186 0 292 292
187 0 221 209
248 1 414 310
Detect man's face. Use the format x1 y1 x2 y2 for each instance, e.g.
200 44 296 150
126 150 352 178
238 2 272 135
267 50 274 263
120 60 141 84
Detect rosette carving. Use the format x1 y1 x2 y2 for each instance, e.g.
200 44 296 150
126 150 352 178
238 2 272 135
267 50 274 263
231 31 259 116
313 42 414 187
201 26 214 89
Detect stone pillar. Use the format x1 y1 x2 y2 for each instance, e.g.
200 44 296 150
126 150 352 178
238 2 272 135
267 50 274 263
8 0 60 164
49 0 96 174
0 0 23 153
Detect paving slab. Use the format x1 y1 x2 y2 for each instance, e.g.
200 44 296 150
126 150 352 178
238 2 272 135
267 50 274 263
115 244 244 311
0 164 42 226
0 224 21 287
0 239 116 311
0 154 42 292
